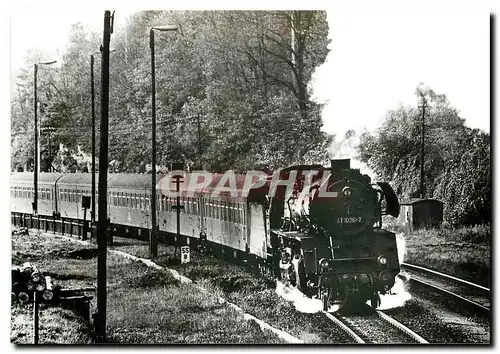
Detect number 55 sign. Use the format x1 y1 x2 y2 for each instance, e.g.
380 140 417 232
181 246 190 264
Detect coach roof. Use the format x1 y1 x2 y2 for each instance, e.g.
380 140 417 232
11 172 64 184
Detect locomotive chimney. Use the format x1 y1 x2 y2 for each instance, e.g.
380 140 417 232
330 159 350 171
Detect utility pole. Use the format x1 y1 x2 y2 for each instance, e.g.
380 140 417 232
96 9 114 343
420 97 427 199
33 60 56 215
150 28 158 258
197 115 201 167
91 54 96 225
33 63 38 215
290 12 295 66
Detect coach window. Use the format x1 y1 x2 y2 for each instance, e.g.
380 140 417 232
235 204 240 224
230 203 233 222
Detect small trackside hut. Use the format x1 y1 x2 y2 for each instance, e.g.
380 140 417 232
399 198 444 231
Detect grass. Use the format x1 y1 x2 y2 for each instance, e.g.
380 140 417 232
384 220 491 287
11 229 97 344
11 304 93 344
109 238 354 343
11 228 287 344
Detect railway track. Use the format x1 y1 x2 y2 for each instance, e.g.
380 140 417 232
400 263 490 314
323 307 428 344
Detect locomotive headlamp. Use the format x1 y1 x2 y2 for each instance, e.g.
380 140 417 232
42 290 54 301
378 256 387 265
281 252 290 263
320 259 330 268
342 186 352 197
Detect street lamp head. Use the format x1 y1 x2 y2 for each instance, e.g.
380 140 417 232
151 25 178 32
39 60 57 65
150 26 178 48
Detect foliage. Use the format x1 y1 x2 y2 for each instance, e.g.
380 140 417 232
11 11 332 174
358 84 490 226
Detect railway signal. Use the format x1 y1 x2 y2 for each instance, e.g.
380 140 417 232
171 166 185 260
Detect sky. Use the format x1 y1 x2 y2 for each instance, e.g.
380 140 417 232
8 1 492 140
310 3 491 136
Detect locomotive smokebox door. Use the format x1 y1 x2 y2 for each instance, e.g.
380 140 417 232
82 196 91 209
181 246 190 264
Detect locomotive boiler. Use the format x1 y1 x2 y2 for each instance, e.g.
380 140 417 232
268 159 401 310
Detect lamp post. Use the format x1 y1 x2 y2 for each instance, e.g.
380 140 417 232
150 25 178 258
33 60 56 216
91 49 115 226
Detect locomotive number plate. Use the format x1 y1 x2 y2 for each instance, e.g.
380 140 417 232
337 216 362 224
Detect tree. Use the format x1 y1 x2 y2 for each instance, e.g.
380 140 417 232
358 84 490 225
11 11 332 174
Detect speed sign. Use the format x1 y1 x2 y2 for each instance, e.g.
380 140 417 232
181 246 190 264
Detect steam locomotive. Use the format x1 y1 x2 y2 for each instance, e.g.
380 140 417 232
268 159 401 310
10 159 400 310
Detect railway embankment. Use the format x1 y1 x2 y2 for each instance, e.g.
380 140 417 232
11 228 286 344
390 223 490 288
